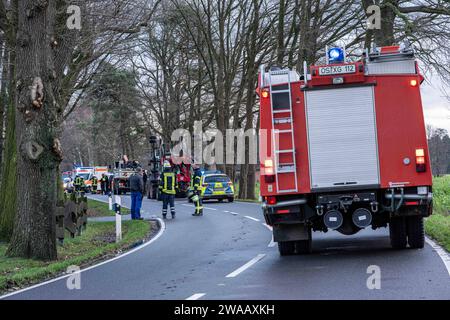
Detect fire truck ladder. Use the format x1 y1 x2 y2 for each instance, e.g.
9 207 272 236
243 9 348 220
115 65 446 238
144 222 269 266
268 69 298 193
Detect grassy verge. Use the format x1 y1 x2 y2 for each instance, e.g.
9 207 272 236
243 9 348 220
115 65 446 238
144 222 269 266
424 175 450 252
0 219 154 294
425 214 450 251
87 198 130 217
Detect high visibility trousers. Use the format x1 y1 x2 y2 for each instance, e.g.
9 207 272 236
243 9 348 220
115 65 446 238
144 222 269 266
162 193 175 216
194 197 203 216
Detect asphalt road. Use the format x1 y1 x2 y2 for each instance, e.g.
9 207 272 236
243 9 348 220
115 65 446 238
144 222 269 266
3 194 450 300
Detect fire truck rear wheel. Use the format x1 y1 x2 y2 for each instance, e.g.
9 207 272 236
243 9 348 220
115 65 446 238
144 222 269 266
278 241 296 256
296 228 312 254
406 216 425 249
389 217 407 249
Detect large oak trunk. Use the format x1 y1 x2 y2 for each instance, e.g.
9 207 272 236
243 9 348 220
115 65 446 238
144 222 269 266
7 0 60 260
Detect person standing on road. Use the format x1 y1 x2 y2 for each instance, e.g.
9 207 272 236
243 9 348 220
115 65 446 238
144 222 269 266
129 167 144 220
91 175 98 194
159 161 177 219
191 165 203 216
100 173 108 195
74 175 85 192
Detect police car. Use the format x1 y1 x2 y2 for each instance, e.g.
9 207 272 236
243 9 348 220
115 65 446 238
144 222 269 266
190 171 235 202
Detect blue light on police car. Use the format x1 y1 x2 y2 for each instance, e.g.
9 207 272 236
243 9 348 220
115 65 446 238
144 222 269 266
328 47 344 64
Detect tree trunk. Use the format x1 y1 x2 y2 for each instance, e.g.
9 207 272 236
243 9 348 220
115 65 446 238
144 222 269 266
7 0 59 260
0 48 16 241
374 0 399 46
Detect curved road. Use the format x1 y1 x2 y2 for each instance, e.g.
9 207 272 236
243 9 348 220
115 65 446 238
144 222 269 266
2 195 450 300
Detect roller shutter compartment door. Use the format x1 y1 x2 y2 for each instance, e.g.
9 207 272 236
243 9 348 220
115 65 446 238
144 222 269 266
305 86 380 190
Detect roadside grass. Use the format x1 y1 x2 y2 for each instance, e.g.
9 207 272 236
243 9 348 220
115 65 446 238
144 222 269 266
425 175 450 252
87 198 130 217
432 175 450 216
0 220 152 294
425 214 450 252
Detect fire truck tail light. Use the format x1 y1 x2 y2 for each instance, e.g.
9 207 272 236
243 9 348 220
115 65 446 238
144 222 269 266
277 209 290 214
416 156 425 164
415 148 426 172
410 79 418 87
267 196 277 205
264 159 274 175
415 149 424 157
261 89 269 98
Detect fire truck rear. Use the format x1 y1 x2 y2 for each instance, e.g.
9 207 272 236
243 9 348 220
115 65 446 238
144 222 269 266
258 45 433 256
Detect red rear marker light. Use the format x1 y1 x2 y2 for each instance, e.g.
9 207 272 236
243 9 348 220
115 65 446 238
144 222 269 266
415 148 426 172
261 89 269 98
277 209 290 214
410 79 418 87
267 196 277 205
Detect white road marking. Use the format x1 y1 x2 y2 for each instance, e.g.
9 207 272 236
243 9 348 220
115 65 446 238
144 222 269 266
186 293 206 300
244 216 260 222
0 216 166 300
182 204 194 208
204 207 217 211
223 210 230 213
425 237 450 277
230 212 239 216
226 254 266 278
268 236 276 247
263 223 273 231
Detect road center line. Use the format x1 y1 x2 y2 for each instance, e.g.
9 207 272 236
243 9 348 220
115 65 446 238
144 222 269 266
226 254 266 278
244 215 260 222
230 211 239 215
186 293 206 300
204 207 217 211
425 237 450 277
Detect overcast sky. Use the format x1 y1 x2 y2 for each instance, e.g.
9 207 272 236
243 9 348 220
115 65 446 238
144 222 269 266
421 75 450 133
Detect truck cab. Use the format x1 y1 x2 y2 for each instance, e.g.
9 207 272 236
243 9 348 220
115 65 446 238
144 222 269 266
258 45 432 256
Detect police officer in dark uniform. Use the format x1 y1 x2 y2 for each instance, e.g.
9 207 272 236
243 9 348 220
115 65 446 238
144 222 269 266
159 161 177 219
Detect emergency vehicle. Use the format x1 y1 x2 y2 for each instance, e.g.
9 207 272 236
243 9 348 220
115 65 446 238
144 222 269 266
258 44 433 256
188 170 235 202
148 135 192 199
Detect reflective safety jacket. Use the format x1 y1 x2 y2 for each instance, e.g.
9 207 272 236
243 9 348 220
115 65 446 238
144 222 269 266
160 171 177 195
74 176 84 186
192 171 202 192
91 176 98 186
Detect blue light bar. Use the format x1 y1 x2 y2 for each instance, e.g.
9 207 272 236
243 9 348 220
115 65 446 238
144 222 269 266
328 47 345 64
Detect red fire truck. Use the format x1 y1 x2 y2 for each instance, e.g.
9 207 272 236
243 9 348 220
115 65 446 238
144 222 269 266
258 45 433 256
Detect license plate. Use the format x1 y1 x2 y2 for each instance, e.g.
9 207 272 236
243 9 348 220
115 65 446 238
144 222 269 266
318 64 356 76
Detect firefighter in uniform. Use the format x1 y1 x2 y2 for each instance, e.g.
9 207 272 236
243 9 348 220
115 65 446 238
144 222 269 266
91 176 98 194
100 174 108 195
191 165 203 216
159 161 177 219
73 175 85 192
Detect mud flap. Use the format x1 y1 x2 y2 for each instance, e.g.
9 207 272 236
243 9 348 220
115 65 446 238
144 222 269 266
273 224 309 242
